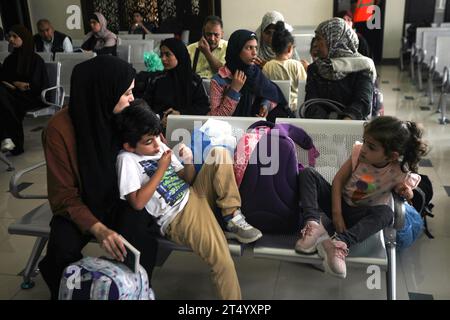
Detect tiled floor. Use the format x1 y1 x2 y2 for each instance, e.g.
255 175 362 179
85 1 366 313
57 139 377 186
1 65 449 300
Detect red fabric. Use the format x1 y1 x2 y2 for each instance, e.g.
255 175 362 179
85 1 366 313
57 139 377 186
353 0 376 23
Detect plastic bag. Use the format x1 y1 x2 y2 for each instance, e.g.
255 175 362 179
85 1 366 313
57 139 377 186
396 203 424 251
144 51 164 72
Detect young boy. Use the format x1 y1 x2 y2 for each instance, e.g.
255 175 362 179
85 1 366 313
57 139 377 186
114 100 262 300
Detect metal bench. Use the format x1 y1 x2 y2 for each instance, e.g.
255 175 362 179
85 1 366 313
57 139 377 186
165 116 405 300
8 116 405 299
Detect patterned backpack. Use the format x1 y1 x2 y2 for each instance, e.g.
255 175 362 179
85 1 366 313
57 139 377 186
58 256 155 300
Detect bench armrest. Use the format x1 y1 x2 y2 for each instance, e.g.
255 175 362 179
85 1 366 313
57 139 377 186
391 192 405 230
9 161 48 199
41 86 65 109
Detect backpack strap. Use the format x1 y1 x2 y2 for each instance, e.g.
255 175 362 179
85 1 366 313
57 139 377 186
414 186 435 239
192 48 201 73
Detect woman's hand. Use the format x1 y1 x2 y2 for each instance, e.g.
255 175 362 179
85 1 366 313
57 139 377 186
254 57 267 68
256 105 269 118
90 222 126 262
13 81 30 91
230 70 247 92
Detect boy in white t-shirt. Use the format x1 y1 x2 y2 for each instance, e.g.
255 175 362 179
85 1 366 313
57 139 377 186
114 100 262 300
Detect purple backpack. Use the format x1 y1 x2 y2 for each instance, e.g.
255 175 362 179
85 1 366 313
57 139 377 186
238 121 318 234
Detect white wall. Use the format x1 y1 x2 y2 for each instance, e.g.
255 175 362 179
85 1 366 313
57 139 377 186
221 0 333 39
26 0 405 60
28 0 85 40
383 0 406 59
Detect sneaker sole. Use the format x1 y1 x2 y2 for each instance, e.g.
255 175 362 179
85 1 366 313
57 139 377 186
295 232 329 255
295 245 318 255
224 231 262 244
317 242 347 279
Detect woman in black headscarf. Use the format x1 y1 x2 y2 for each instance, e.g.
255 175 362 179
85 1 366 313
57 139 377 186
0 25 48 155
143 38 209 128
209 29 292 122
39 55 158 300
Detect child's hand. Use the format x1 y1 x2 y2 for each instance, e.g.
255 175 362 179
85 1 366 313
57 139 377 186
158 150 172 171
394 182 414 200
178 144 193 164
332 211 347 233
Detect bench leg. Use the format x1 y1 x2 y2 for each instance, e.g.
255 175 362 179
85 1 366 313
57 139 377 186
428 74 435 105
417 63 423 91
21 237 48 289
0 153 14 172
385 238 397 300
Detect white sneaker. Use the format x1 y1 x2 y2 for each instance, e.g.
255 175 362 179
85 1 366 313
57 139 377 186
224 210 262 244
1 139 15 152
295 220 328 254
317 236 349 279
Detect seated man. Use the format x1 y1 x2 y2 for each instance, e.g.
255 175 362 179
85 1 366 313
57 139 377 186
187 16 228 79
129 10 155 36
34 19 73 54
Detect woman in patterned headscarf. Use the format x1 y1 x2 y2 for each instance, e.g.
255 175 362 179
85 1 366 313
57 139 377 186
304 18 376 120
82 12 117 56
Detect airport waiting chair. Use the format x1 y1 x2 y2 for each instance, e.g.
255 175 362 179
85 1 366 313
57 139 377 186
54 52 97 98
36 52 53 62
0 41 10 52
26 62 65 118
0 51 10 63
272 79 291 104
117 44 131 63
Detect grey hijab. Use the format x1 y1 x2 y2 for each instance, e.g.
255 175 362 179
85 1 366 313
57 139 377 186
315 18 361 81
255 11 294 61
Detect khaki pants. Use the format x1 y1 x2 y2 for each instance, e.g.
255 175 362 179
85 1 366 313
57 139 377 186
166 147 242 300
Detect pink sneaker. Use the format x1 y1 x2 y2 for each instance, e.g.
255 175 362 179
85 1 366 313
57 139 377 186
295 220 327 254
317 238 349 279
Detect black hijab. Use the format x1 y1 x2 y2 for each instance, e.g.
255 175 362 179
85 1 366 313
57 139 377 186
69 55 136 221
225 29 288 117
160 38 193 111
9 24 36 77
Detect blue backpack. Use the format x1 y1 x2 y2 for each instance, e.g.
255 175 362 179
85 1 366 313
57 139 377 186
58 257 155 300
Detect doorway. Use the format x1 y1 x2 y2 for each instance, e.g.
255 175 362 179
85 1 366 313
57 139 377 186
334 0 386 63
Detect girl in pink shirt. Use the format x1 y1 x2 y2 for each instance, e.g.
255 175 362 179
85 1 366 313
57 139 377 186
295 116 428 278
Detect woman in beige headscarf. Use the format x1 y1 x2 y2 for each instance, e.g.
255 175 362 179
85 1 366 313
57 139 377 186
81 12 117 56
255 11 299 67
